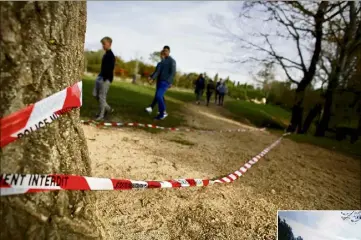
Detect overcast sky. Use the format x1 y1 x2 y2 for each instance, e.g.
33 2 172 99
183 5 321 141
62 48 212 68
85 1 303 84
278 211 361 240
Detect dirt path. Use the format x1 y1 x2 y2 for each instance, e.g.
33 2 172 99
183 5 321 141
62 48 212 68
84 103 361 240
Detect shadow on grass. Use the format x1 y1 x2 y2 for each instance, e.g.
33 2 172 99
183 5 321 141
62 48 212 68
289 134 361 159
223 99 290 130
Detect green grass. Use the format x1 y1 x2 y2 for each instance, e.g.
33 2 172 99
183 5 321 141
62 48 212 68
81 76 193 127
289 134 361 159
223 99 291 130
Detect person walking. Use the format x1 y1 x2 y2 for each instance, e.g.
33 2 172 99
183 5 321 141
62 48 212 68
145 50 166 114
206 79 215 106
153 45 176 120
215 79 221 104
217 81 228 106
93 36 115 121
194 74 205 105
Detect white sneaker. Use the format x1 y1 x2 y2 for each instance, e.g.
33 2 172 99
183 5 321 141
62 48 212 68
145 106 153 114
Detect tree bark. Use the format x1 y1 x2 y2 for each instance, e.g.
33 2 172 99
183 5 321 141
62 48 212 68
0 2 104 239
301 103 323 134
286 1 328 133
316 2 359 137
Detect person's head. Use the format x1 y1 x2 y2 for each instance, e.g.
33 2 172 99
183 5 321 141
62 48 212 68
101 37 112 51
163 45 170 57
200 74 203 78
160 50 165 60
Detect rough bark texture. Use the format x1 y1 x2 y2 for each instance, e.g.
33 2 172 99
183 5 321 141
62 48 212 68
0 2 105 239
301 103 322 134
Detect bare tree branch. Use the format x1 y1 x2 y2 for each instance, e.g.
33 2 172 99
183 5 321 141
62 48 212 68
288 2 315 17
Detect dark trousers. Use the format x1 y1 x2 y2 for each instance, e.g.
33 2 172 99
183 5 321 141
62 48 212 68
215 91 219 103
206 92 213 106
218 94 225 106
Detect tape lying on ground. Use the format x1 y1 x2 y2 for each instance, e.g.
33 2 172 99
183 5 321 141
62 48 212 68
0 133 289 196
81 120 265 134
0 82 83 148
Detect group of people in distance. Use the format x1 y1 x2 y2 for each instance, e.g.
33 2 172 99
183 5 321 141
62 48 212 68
194 74 228 106
93 36 176 121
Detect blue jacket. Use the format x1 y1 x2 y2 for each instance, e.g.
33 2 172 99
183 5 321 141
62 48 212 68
217 84 228 94
158 56 176 85
150 61 163 80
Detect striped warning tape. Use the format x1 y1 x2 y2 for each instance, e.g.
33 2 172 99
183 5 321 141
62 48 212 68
81 120 265 133
0 81 82 148
0 133 289 196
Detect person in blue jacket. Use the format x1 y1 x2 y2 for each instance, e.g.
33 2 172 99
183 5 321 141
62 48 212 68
217 80 228 106
145 50 166 114
153 45 176 120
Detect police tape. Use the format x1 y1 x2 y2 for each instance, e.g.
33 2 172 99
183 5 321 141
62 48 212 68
81 120 266 133
0 133 289 196
0 82 83 148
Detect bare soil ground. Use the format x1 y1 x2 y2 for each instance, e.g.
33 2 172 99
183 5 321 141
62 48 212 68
83 103 361 240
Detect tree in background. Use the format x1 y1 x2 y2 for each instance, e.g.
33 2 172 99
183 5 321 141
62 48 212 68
316 2 361 136
85 49 104 73
211 1 350 133
149 51 161 64
278 217 303 240
214 73 219 82
1 1 104 239
254 62 276 99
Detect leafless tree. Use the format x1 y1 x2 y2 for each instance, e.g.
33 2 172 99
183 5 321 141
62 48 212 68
211 1 347 133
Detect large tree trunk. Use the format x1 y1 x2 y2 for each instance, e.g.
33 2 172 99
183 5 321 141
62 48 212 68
286 1 328 133
0 2 104 239
316 2 360 137
315 73 339 136
301 103 323 134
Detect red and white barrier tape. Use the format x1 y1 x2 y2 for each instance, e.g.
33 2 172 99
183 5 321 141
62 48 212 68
0 82 82 148
81 120 265 133
0 133 289 196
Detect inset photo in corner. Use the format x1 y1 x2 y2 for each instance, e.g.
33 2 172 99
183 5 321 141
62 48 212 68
277 210 361 240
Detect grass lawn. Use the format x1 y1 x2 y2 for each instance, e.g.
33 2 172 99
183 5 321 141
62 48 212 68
81 75 194 127
223 99 291 130
289 134 361 158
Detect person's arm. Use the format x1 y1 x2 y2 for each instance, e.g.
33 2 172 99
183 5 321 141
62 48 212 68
166 58 176 85
150 62 161 80
102 53 115 81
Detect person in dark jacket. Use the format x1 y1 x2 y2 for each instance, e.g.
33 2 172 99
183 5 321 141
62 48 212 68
94 36 115 121
215 79 221 104
206 80 215 106
154 45 176 120
145 50 166 114
194 74 206 104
